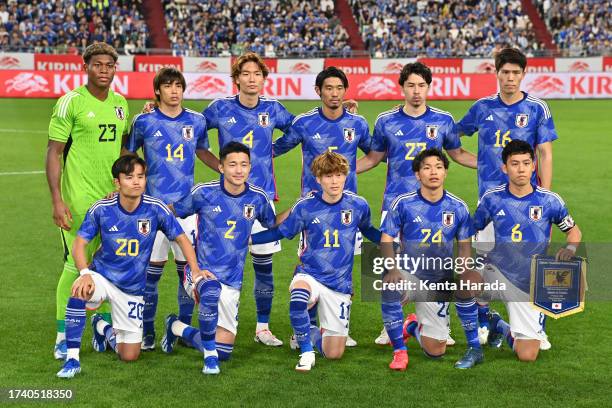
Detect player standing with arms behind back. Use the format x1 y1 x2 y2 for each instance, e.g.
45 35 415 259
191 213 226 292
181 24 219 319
125 67 219 351
46 42 129 360
203 53 294 346
457 48 558 348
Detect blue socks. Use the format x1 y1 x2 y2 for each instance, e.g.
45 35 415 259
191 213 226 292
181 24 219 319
252 254 274 324
495 318 515 349
456 298 481 349
289 288 313 353
216 342 234 361
65 297 87 355
143 264 164 337
381 288 406 351
176 261 195 326
478 303 490 329
197 279 221 353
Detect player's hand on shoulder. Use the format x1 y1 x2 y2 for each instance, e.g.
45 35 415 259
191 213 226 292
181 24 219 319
52 199 73 230
71 274 95 299
104 191 118 200
142 101 157 114
343 99 359 114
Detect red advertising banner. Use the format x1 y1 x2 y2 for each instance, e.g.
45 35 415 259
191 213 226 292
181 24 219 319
346 74 498 100
34 54 83 71
1 71 610 100
603 57 612 72
418 58 463 74
325 58 370 74
134 55 183 72
525 58 555 73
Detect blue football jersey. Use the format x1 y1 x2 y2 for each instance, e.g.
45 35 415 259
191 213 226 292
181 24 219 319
457 92 558 197
172 179 276 290
78 195 184 296
126 108 209 204
372 106 462 211
474 184 575 292
204 95 294 200
277 191 374 294
273 107 372 195
381 190 474 282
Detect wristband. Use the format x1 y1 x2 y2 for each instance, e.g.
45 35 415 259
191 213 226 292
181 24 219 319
566 244 577 253
79 268 94 276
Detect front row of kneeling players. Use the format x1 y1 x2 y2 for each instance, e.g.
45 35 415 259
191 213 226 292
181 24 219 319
57 140 581 377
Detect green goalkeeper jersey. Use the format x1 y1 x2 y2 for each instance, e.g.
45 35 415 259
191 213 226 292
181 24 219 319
48 85 129 215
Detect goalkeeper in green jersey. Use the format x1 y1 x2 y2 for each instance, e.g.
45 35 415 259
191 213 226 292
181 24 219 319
45 43 130 360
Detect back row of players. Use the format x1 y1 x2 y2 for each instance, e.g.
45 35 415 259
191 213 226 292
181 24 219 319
47 43 581 377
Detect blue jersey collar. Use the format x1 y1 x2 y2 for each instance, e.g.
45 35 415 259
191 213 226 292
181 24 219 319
318 107 347 123
314 190 345 206
505 183 536 200
497 91 528 108
417 188 446 206
155 107 186 121
235 94 261 110
399 105 430 120
116 195 144 215
220 175 250 197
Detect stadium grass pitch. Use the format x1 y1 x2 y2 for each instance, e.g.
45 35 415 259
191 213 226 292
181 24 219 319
0 98 610 407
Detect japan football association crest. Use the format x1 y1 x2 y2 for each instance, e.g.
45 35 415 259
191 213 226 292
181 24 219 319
442 211 455 228
182 125 194 141
516 113 529 128
137 219 151 236
343 128 356 143
114 106 125 120
426 125 439 140
258 112 270 127
341 209 353 225
243 204 255 220
529 205 543 221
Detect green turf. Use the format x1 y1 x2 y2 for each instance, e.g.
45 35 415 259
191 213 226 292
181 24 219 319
0 98 611 407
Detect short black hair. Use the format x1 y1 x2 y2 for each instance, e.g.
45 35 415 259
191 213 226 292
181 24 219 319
495 47 527 72
315 66 348 89
398 62 432 86
412 148 450 172
112 154 146 179
220 141 250 162
153 67 186 101
502 140 534 163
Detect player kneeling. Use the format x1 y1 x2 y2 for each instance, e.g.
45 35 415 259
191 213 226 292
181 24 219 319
56 155 206 379
160 142 277 375
251 151 381 371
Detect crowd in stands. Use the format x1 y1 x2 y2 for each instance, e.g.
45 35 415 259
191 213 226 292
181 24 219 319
164 0 351 57
534 0 610 56
0 0 148 55
351 0 544 57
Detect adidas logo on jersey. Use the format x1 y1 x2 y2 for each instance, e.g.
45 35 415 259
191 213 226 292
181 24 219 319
312 133 322 140
412 216 423 223
496 209 506 216
213 206 222 213
311 217 321 224
108 225 119 232
395 129 404 136
227 117 237 124
485 115 494 121
153 130 163 137
87 111 95 119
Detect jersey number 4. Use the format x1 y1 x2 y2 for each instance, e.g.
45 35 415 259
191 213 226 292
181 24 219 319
98 124 117 142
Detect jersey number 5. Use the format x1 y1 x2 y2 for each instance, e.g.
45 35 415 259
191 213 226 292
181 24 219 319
99 124 117 142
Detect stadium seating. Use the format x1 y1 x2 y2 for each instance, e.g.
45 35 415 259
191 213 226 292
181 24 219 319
163 0 351 57
0 0 149 55
349 0 544 57
534 0 610 56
